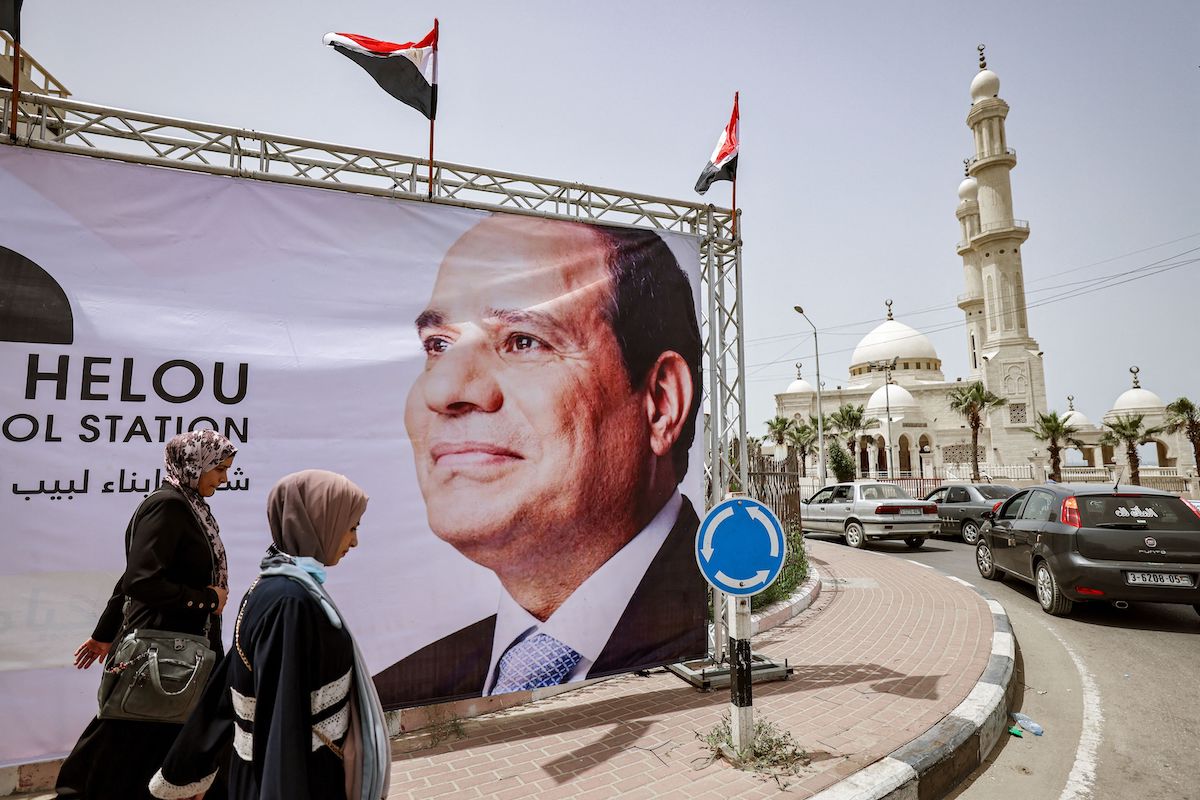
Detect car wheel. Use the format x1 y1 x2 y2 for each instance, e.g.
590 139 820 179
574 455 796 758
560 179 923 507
1035 561 1074 616
976 541 1004 581
961 519 981 545
844 522 866 549
904 536 925 550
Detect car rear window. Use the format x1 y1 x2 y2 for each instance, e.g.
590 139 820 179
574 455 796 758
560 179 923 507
977 486 1016 500
861 484 913 500
1077 495 1200 531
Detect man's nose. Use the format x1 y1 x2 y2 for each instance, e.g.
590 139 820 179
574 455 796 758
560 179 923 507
421 333 503 414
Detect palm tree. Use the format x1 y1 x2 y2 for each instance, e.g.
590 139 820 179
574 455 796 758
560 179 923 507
947 382 1008 482
1101 414 1164 486
785 421 818 478
1163 397 1200 472
828 403 879 478
764 416 792 461
1025 411 1084 482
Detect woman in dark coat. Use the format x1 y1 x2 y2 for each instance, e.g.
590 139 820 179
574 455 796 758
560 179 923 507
55 430 238 800
149 469 390 800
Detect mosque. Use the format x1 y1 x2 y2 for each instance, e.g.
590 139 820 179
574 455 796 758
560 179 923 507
775 48 1196 482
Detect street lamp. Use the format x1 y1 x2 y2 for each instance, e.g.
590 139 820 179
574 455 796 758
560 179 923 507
870 357 899 477
794 305 827 486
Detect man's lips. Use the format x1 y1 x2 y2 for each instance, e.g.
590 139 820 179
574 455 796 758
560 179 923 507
429 441 523 467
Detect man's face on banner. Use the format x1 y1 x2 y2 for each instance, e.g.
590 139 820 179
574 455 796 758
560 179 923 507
405 216 650 565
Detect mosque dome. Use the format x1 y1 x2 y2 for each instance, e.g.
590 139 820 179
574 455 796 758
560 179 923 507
970 69 1000 104
1109 388 1165 415
865 382 919 417
785 363 814 394
1105 368 1165 420
958 176 979 203
849 303 940 374
1061 396 1091 429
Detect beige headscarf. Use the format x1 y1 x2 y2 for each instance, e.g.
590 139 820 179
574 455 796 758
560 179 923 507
267 470 368 564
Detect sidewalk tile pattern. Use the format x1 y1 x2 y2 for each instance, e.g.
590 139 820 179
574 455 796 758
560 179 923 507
385 541 992 799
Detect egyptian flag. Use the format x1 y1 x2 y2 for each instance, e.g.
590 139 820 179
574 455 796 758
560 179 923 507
694 93 739 195
324 25 438 119
0 0 23 41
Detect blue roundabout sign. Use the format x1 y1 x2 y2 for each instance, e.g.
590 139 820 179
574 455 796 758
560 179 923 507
694 497 787 597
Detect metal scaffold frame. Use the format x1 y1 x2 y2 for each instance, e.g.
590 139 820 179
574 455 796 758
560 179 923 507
1 92 749 506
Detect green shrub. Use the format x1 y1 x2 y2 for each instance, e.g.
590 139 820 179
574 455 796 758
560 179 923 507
827 440 856 482
751 519 808 611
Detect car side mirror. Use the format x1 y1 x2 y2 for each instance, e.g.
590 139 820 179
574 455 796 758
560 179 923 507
981 510 995 521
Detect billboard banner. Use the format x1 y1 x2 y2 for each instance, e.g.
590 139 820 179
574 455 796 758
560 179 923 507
0 146 706 764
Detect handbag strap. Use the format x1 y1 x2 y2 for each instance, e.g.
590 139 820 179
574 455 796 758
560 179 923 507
234 577 262 672
144 646 207 697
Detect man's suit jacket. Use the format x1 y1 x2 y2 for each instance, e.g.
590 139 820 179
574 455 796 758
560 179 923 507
373 498 706 710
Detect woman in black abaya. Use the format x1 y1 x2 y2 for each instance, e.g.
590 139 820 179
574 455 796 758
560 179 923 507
55 430 238 800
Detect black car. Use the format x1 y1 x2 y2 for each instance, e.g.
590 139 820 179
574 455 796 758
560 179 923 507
923 483 1018 544
975 484 1200 617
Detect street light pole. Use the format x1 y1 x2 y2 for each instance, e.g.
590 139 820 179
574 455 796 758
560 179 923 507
794 306 827 486
871 357 898 477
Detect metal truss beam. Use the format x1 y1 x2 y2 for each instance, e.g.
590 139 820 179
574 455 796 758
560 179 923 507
2 92 747 508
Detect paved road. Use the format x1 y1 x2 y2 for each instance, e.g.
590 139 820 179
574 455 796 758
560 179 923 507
806 533 1200 800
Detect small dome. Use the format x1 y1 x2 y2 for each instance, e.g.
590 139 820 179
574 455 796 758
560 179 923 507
866 383 918 415
970 69 1000 104
1109 387 1165 415
958 176 979 203
1062 396 1090 429
1062 409 1091 428
786 377 814 394
850 319 939 369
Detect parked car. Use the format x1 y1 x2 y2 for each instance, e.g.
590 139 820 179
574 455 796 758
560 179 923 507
803 481 939 549
923 483 1018 545
975 483 1200 618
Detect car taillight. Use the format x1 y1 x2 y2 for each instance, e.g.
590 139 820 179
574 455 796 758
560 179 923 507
1075 586 1105 597
924 504 938 515
1061 496 1082 528
1186 502 1200 522
875 505 901 514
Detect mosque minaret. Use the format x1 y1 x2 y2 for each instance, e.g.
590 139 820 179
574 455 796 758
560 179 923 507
773 46 1196 481
958 44 1048 451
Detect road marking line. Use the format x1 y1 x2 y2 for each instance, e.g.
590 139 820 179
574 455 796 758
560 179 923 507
1046 625 1103 800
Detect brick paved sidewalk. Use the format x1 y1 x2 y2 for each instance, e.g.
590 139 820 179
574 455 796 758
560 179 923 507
384 540 993 799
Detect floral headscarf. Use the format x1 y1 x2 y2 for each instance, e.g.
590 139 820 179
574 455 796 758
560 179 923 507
163 430 238 590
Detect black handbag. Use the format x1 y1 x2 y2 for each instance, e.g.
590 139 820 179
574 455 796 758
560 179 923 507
95 489 218 723
97 628 216 723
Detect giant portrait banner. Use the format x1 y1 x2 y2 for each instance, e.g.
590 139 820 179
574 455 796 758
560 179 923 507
0 146 705 765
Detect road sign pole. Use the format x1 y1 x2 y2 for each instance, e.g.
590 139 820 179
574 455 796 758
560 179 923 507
728 594 753 752
712 586 727 662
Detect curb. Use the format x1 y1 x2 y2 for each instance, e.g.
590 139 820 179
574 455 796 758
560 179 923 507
808 563 1016 800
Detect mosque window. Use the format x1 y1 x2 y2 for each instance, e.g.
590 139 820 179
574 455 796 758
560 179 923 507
1008 403 1027 424
903 362 909 369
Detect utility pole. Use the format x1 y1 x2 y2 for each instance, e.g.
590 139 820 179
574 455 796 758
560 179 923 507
794 306 826 485
871 357 898 477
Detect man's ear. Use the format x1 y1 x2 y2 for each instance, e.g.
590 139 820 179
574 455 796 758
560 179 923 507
642 351 695 458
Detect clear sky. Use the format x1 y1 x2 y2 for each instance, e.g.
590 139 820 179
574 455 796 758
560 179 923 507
22 0 1200 439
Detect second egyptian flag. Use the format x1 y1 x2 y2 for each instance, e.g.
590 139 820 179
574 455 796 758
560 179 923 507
694 93 739 195
324 26 438 119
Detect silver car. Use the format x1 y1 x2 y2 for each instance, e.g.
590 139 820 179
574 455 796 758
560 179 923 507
803 481 939 549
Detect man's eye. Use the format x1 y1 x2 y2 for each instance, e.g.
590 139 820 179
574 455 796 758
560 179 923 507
422 336 451 355
506 333 546 353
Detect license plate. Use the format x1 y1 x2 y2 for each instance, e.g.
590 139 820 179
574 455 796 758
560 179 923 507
1124 572 1195 587
900 508 922 516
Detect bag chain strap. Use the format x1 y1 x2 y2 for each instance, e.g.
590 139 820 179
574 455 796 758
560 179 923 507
234 577 262 672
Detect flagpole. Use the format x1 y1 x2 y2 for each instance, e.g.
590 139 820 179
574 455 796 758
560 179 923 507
7 38 19 140
427 18 438 200
731 91 738 241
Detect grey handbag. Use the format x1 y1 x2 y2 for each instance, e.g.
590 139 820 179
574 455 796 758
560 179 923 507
97 628 215 723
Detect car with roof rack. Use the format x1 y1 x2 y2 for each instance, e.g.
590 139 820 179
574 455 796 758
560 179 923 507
975 483 1200 617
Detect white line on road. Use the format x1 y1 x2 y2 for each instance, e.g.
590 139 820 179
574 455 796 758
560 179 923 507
1046 625 1103 800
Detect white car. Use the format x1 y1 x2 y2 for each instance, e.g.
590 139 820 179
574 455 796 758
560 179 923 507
803 481 940 549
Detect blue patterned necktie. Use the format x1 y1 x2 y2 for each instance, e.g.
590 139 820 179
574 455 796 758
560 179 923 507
490 632 582 694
